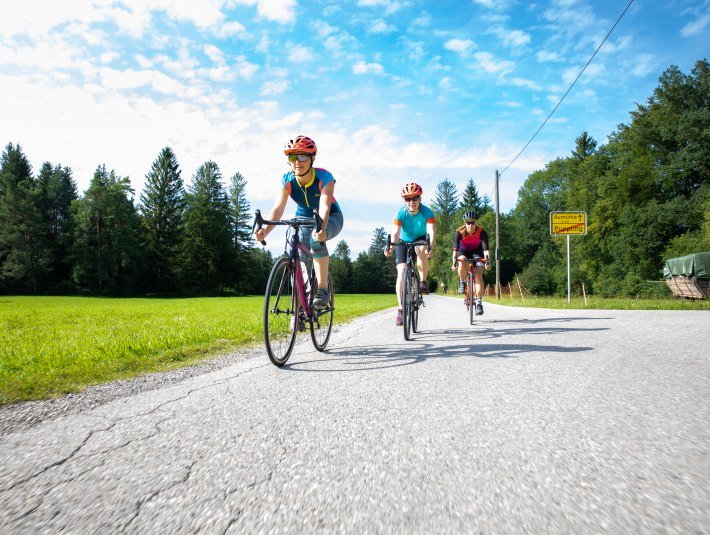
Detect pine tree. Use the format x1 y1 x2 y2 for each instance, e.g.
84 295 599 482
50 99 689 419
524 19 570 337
571 131 598 161
228 171 252 251
181 161 234 293
36 162 78 292
459 178 482 216
71 165 141 294
429 179 459 290
0 143 49 294
139 147 184 293
330 240 353 293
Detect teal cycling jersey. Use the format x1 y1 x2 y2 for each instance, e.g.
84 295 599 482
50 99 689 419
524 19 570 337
393 204 436 242
281 168 341 218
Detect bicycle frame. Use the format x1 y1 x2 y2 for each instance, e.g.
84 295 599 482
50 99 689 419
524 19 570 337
254 209 328 321
386 234 430 340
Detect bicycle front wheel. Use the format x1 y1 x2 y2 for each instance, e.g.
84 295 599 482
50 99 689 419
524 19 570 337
310 274 334 351
263 257 297 366
402 266 414 340
468 270 475 325
411 273 420 333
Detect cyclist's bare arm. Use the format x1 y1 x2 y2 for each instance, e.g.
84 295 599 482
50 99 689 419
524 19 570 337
425 222 435 258
314 181 334 241
255 187 289 241
385 224 402 256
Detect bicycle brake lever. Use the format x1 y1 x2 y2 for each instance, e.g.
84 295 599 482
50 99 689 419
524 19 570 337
313 211 325 245
254 210 267 245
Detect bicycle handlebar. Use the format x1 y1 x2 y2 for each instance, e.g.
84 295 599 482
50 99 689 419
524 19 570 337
253 209 324 246
385 234 431 253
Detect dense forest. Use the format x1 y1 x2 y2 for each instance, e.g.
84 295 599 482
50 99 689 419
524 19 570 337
1 60 708 298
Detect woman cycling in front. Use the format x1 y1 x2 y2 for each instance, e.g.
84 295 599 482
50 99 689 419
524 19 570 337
452 211 490 315
254 135 344 308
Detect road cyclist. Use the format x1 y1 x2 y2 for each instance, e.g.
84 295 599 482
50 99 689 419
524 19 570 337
254 134 344 309
452 211 490 316
384 182 436 327
253 210 334 366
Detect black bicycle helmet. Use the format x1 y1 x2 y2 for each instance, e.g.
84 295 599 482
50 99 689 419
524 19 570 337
463 210 478 220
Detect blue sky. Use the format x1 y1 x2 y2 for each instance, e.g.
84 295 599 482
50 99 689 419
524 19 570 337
1 0 708 256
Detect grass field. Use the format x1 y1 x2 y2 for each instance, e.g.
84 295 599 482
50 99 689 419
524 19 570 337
485 295 710 310
0 294 397 405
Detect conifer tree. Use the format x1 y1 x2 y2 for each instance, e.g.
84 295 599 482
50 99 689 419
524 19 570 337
460 178 482 215
72 165 141 294
181 161 234 292
228 171 252 251
0 143 48 293
139 147 184 293
36 162 78 292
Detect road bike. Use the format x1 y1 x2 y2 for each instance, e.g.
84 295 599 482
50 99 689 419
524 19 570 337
253 210 334 366
456 255 486 325
386 234 430 341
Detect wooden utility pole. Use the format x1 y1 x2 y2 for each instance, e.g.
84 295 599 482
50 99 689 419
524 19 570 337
494 169 500 299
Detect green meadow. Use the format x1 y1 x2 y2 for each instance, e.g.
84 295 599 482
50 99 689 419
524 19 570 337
0 295 397 405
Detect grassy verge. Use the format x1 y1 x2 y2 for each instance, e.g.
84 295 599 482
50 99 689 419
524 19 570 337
0 294 397 405
483 295 710 310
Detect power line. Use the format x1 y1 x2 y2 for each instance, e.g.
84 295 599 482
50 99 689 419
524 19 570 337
498 0 636 179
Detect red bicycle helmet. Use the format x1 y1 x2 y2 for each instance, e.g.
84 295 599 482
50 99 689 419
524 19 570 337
401 182 423 198
284 135 317 155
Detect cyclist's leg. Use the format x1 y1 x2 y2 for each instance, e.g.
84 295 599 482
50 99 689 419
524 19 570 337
310 212 344 290
473 266 484 298
395 262 406 308
456 255 467 292
415 245 429 282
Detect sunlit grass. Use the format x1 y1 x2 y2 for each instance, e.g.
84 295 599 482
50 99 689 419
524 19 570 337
0 294 397 404
488 295 710 310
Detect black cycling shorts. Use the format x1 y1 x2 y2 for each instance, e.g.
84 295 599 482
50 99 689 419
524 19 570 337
456 248 484 261
395 235 427 265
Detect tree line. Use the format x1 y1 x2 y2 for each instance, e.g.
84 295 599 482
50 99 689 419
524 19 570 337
1 60 708 297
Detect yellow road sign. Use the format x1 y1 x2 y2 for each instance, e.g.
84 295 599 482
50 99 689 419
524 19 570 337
550 211 587 235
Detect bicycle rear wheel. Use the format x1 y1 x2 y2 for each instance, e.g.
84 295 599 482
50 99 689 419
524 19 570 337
263 257 297 366
468 270 475 325
402 266 414 340
310 274 334 351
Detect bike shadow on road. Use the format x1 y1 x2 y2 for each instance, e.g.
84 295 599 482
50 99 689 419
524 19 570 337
283 324 598 372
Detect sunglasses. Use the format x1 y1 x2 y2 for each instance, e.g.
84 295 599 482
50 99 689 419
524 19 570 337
404 196 421 202
464 220 476 224
287 154 310 162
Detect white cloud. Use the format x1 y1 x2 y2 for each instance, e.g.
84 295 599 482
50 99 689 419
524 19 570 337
233 0 297 24
357 0 406 15
204 44 224 64
100 67 188 96
444 38 476 56
491 27 531 49
214 20 246 38
510 77 542 91
261 79 290 96
288 44 315 63
369 20 397 34
353 61 385 75
536 50 563 62
562 62 603 85
631 54 655 77
474 52 514 76
681 13 710 37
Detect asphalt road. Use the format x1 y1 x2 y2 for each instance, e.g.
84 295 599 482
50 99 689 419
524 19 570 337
1 296 708 533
